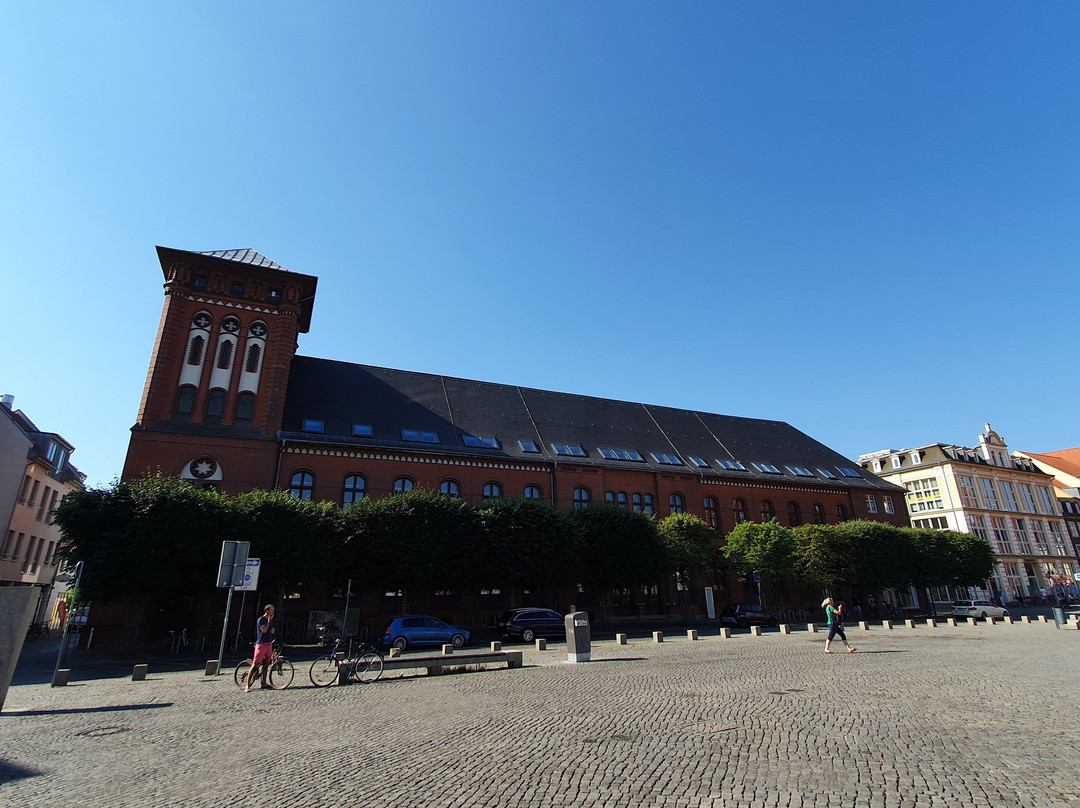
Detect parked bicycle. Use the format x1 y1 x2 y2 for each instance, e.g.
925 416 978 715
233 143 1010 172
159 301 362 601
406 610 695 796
234 641 295 690
25 621 50 641
309 638 384 687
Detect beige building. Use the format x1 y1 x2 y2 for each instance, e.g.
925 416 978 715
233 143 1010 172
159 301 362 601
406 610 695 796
1010 447 1080 591
0 394 85 628
859 424 1074 603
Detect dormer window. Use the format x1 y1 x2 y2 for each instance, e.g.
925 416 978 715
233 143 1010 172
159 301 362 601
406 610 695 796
838 467 862 478
302 419 324 433
553 443 587 457
652 453 682 465
718 459 748 471
752 462 782 474
909 451 921 465
352 424 373 437
787 466 814 477
892 456 902 469
402 429 439 443
463 435 499 448
519 440 540 453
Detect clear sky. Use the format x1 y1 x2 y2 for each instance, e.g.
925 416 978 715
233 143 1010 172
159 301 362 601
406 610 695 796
3 3 1078 489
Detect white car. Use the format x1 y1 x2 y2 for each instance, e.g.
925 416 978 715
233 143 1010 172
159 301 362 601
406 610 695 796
952 600 1009 620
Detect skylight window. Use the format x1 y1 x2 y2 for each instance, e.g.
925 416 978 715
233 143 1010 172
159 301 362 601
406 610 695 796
301 419 324 433
599 448 645 461
652 453 683 465
553 443 587 457
352 424 373 437
837 467 861 478
817 468 837 479
689 456 709 468
519 440 540 453
718 459 748 471
402 429 439 444
787 466 815 477
752 462 782 474
463 435 499 448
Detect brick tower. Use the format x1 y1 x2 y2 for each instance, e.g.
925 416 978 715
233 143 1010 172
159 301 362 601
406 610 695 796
123 247 317 494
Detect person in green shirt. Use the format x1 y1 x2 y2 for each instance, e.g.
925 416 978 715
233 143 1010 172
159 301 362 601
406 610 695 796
822 597 855 654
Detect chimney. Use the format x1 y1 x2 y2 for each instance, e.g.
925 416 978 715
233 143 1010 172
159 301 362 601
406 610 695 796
0 394 13 410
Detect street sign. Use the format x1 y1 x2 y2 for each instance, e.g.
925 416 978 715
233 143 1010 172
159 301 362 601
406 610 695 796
752 571 761 584
236 558 261 592
216 541 250 588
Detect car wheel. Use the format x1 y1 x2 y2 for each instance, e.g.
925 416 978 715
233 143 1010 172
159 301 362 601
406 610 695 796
767 617 778 628
1001 610 1009 618
392 636 408 651
450 633 465 648
980 612 988 620
522 628 535 643
737 617 749 629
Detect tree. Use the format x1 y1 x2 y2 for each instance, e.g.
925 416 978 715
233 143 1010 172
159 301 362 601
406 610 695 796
472 496 578 596
945 530 996 588
721 519 796 605
835 520 911 591
657 513 717 584
570 504 665 590
792 523 853 593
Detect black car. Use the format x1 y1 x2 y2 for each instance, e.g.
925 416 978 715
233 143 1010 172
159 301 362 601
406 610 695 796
720 603 778 629
497 608 566 642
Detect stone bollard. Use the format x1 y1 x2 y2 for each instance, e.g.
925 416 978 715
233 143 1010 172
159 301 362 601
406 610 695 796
987 617 996 626
687 629 699 641
441 644 454 655
1038 615 1048 624
52 669 70 687
204 660 219 676
926 619 936 628
905 619 915 629
719 627 731 639
616 633 628 645
859 621 869 631
389 647 401 658
947 618 956 627
883 620 893 630
1003 616 1013 625
490 641 502 652
132 664 148 681
807 623 818 633
1021 615 1031 624
652 631 664 643
750 625 762 637
779 624 790 635
536 638 547 651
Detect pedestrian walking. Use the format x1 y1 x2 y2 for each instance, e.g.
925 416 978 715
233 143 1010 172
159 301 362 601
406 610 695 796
244 604 276 692
822 597 854 654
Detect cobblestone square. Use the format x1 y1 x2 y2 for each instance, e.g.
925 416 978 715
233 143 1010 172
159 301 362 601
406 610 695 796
3 622 1079 807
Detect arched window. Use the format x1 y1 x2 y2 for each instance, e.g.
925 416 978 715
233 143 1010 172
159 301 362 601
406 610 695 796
524 485 542 500
669 493 684 514
733 498 748 524
787 501 801 527
440 480 460 499
245 344 261 374
187 335 204 365
394 477 414 493
617 492 628 510
605 491 616 504
176 386 196 415
483 482 502 500
236 392 254 420
289 471 314 500
206 389 226 417
812 503 826 524
573 487 590 509
642 493 654 515
217 340 233 370
343 475 366 506
836 504 848 522
760 500 775 522
703 497 719 528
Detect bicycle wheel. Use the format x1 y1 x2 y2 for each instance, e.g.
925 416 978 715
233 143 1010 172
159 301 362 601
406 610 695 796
268 657 295 689
352 651 384 684
234 659 254 688
309 655 340 687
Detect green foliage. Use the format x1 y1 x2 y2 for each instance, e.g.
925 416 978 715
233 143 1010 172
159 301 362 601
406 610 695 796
657 513 718 584
835 520 911 590
792 523 853 592
721 519 796 582
569 504 665 589
472 497 578 591
945 530 997 586
907 528 954 589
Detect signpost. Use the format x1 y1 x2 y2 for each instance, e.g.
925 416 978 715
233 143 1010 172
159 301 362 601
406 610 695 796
232 559 261 651
215 542 250 674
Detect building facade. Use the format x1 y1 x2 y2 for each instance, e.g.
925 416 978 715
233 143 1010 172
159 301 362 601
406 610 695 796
859 424 1075 603
1011 447 1080 594
118 247 908 640
0 395 86 627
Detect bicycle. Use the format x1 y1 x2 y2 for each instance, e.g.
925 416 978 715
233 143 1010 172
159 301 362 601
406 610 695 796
26 621 51 641
309 638 384 687
234 641 295 690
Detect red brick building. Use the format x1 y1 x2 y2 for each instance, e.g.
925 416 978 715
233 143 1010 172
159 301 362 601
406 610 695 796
121 247 907 640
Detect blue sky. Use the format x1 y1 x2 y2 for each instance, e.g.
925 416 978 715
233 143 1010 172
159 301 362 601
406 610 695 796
3 3 1078 489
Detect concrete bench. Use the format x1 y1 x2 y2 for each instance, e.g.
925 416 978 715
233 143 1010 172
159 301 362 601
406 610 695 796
377 650 523 678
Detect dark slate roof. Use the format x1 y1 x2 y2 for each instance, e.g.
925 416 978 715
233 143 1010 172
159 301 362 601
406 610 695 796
281 357 899 492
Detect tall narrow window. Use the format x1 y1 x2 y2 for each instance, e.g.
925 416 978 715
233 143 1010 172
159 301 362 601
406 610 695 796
343 475 366 506
187 335 205 365
245 344 261 373
865 494 878 514
573 487 590 509
787 501 801 527
206 389 226 417
733 498 747 524
703 497 719 528
760 500 775 522
617 492 628 510
812 503 826 524
217 340 233 370
289 471 314 500
669 493 684 514
236 392 255 420
836 504 848 521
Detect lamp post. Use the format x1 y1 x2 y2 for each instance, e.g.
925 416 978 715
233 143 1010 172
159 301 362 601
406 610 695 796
52 560 83 687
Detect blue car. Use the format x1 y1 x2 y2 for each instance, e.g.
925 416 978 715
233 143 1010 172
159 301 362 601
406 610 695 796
379 615 470 652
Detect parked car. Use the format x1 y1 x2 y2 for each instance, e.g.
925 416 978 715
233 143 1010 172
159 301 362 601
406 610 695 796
379 615 470 651
720 603 778 629
952 600 1009 621
497 608 566 643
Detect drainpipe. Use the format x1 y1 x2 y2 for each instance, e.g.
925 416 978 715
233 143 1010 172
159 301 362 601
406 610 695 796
275 433 286 491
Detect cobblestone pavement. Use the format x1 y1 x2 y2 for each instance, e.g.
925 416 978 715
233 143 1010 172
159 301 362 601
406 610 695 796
3 621 1079 808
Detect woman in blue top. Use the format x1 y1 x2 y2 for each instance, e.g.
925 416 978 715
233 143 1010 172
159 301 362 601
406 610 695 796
822 597 854 654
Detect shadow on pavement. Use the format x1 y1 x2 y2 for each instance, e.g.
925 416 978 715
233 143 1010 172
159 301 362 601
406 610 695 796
0 759 43 785
2 702 174 718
